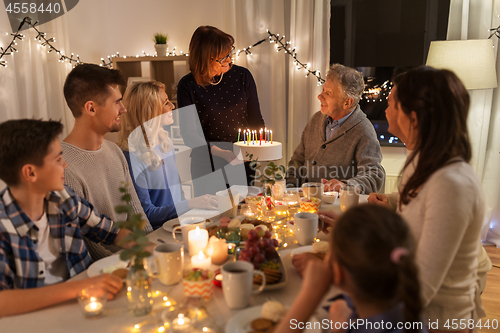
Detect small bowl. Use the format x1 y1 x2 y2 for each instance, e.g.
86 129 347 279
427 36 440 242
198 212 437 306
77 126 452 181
182 270 214 301
322 191 338 204
244 196 262 212
300 197 321 213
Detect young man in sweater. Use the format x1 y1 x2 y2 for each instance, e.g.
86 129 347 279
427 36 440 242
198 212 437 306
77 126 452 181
286 64 385 194
62 64 152 260
0 119 153 317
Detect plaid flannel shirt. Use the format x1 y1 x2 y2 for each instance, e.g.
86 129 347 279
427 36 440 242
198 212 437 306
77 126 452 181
0 186 119 290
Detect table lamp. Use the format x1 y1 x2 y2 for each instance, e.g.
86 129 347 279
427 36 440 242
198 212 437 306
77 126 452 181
426 39 497 90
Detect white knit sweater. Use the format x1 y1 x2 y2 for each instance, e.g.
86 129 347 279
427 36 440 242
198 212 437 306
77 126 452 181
62 140 152 260
396 156 485 327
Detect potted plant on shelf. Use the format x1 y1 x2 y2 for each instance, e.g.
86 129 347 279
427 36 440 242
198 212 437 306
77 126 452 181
114 183 152 316
153 32 168 56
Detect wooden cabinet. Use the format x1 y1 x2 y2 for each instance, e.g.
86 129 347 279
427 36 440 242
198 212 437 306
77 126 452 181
112 55 190 100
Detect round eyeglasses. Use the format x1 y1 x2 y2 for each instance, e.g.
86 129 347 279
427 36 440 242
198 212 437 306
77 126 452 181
215 46 235 64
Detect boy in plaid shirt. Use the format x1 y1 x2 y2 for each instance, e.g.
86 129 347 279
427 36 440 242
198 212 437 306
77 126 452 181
0 119 152 316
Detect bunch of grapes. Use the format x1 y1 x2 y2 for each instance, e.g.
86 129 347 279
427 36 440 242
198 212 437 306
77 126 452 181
239 227 279 269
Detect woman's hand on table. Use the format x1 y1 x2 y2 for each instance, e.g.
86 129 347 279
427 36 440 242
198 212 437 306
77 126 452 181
321 178 345 192
318 210 339 234
367 193 389 207
189 194 218 210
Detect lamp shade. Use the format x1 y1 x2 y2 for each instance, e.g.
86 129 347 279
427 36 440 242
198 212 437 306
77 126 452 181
426 39 497 90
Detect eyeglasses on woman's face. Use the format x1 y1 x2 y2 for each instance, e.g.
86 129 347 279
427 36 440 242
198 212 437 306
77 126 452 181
215 46 235 64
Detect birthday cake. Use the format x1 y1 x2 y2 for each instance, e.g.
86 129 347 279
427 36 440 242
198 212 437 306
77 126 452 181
234 128 282 161
234 141 282 161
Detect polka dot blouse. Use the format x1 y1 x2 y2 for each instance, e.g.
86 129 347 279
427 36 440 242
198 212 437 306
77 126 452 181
177 65 265 146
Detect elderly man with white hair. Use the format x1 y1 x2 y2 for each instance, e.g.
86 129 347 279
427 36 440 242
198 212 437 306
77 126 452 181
286 64 385 194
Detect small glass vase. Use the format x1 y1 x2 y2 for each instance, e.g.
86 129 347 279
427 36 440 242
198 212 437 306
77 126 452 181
260 182 276 222
126 256 153 316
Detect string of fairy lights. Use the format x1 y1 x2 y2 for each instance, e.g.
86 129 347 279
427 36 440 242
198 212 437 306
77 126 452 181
1 17 327 84
1 16 413 100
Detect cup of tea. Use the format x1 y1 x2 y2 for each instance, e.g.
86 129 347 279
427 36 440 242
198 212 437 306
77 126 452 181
221 261 266 309
151 244 184 285
301 182 324 199
339 185 360 212
293 212 318 246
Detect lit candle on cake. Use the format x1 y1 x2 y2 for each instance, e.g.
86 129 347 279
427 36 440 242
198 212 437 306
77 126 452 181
188 226 208 255
191 251 211 269
238 128 241 142
271 130 273 144
260 129 262 145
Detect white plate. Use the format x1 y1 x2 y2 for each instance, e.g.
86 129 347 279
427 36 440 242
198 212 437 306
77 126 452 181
290 245 314 257
162 218 182 233
261 251 287 291
162 218 219 234
87 254 128 278
226 305 321 333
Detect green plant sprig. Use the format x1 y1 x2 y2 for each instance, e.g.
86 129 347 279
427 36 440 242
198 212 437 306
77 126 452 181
247 153 286 185
153 32 168 44
114 183 151 263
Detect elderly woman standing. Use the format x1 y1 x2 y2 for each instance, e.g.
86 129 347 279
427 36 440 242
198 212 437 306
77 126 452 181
178 26 265 195
118 81 216 230
368 66 489 332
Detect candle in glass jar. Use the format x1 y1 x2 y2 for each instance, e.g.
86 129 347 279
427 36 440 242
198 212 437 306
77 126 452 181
188 226 208 255
172 313 191 331
191 251 211 269
207 237 228 265
84 299 103 315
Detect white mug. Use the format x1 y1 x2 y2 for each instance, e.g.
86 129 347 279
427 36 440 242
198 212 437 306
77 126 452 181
294 212 318 246
339 185 360 212
221 261 266 309
216 190 240 218
151 243 184 285
172 217 206 251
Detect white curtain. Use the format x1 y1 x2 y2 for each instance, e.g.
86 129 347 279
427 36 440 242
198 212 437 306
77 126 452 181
447 0 500 247
223 0 330 167
0 13 74 136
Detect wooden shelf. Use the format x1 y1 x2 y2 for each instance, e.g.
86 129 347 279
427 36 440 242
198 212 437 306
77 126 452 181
113 55 189 98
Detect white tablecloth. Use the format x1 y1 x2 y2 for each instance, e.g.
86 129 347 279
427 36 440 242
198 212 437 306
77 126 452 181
1 189 368 333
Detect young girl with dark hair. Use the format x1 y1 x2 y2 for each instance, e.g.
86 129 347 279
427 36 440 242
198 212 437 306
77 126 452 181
276 204 424 333
369 66 489 332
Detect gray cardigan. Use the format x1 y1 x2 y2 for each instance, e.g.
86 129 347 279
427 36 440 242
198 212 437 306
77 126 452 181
286 106 384 194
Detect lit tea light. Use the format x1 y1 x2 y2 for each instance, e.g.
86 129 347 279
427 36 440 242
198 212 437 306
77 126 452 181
84 299 103 315
172 313 191 331
77 287 107 318
275 201 288 216
191 251 211 269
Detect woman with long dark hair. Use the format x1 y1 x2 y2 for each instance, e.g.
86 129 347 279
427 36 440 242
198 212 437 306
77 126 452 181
369 66 487 332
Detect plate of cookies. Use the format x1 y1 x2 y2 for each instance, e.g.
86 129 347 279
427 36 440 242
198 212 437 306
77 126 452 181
87 254 129 279
226 301 321 333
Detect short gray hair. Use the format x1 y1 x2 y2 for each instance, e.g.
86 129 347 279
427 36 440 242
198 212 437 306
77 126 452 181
326 64 365 107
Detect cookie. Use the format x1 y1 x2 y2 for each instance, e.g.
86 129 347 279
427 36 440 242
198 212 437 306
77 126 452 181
111 268 128 279
251 318 274 331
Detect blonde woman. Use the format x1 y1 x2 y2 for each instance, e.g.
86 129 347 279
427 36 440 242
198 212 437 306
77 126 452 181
119 81 217 230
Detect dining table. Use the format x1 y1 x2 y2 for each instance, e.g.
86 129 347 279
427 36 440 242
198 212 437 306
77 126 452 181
1 187 369 333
